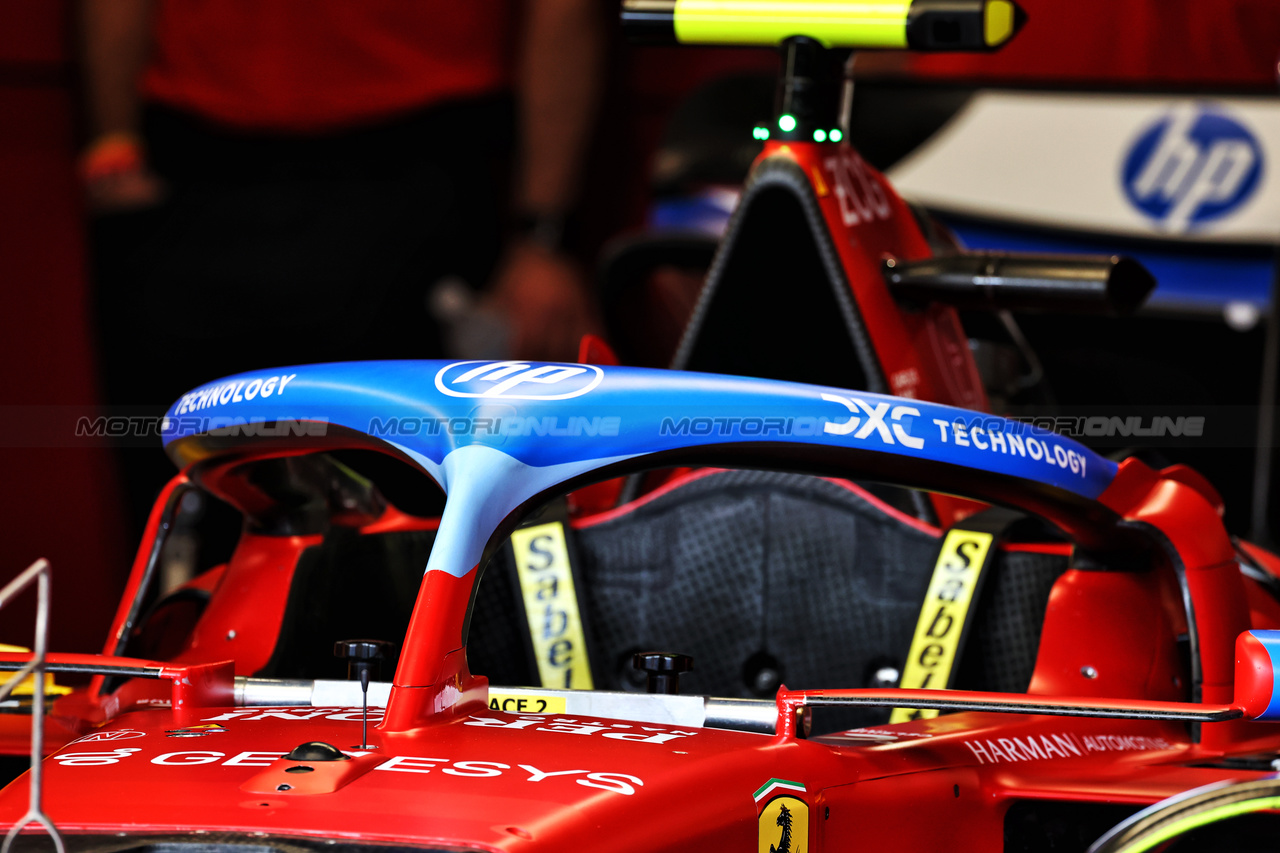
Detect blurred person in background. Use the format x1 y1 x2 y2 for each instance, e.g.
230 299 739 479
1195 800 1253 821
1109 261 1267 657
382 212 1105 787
80 0 605 535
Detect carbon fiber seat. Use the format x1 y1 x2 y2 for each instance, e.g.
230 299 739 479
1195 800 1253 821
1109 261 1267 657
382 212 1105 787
468 469 1068 728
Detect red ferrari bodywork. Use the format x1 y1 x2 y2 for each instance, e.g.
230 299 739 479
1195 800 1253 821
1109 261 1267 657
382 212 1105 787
2 61 1277 851
2 440 1280 852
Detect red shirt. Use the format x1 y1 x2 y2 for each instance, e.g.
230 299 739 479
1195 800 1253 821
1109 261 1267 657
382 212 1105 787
142 0 514 132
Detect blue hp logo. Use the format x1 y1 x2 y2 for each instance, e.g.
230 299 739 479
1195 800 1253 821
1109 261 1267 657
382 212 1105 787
1122 104 1263 232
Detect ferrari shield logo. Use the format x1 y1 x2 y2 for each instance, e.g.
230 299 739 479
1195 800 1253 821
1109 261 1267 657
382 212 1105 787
756 779 808 853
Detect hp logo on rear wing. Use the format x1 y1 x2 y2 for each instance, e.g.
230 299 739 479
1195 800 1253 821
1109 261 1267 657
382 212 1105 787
435 361 605 400
1123 103 1263 233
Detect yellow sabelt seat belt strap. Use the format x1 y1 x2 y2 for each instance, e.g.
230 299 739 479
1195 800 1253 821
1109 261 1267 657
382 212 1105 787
890 509 1018 723
0 644 72 699
507 500 595 690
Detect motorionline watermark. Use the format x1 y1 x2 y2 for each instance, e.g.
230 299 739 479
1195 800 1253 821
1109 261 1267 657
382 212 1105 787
1008 414 1205 441
74 416 330 440
56 411 1222 444
367 415 621 438
0 405 1250 449
652 412 1214 446
64 412 627 446
927 412 1219 449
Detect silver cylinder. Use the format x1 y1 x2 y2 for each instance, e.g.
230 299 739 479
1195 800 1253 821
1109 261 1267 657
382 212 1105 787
235 677 313 706
703 697 779 734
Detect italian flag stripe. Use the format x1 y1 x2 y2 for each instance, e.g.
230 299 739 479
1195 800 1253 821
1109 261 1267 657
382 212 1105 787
753 778 806 802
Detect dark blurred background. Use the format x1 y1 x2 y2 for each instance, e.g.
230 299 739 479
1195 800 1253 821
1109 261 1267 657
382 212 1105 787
0 0 776 652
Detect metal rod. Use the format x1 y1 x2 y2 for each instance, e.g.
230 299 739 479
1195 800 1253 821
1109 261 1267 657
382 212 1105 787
793 694 1240 722
361 685 369 749
0 663 163 678
0 664 38 703
1 559 65 853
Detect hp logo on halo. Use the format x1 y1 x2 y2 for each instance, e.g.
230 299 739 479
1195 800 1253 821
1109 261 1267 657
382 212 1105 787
1122 104 1263 232
435 360 604 400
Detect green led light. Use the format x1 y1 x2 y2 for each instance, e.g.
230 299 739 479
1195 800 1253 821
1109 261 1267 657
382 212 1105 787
829 128 844 143
752 126 770 141
812 129 827 142
778 114 797 133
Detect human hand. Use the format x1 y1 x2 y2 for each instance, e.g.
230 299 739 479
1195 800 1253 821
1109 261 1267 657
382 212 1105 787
80 133 166 212
485 240 600 362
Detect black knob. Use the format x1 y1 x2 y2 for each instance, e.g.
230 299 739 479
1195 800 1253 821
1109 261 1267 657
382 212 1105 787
334 639 392 662
334 639 394 685
632 651 693 695
333 639 394 750
284 741 348 762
